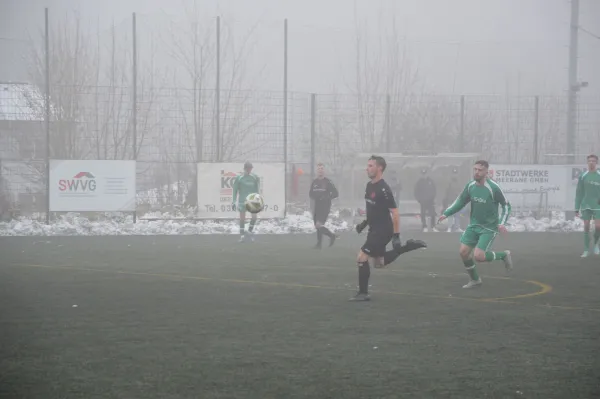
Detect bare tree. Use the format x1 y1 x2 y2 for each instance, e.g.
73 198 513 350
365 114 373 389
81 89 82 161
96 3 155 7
162 2 269 164
28 12 160 161
350 7 421 154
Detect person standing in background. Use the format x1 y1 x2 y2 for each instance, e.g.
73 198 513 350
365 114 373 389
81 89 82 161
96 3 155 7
309 163 339 248
442 169 464 233
414 168 437 232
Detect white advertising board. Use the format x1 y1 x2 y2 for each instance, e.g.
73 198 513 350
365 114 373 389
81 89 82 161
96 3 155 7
49 160 136 212
197 162 285 218
488 165 569 212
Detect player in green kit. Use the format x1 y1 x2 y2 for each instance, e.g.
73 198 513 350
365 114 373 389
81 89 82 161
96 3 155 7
574 154 600 257
232 161 260 242
438 160 513 289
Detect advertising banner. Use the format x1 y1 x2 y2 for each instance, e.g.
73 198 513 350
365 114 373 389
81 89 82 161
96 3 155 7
49 160 136 212
197 162 285 218
488 165 569 212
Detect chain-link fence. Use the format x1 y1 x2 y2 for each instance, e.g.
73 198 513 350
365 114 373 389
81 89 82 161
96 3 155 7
1 80 599 219
1 9 599 220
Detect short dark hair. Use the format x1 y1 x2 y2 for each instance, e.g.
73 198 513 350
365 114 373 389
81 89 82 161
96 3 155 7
475 160 489 169
369 155 387 172
317 162 325 167
587 154 598 161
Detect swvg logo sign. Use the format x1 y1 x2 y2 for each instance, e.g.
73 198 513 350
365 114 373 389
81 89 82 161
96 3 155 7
58 172 97 192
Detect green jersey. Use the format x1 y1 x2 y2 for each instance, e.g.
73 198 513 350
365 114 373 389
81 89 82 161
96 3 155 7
232 173 260 205
575 169 600 211
443 178 511 232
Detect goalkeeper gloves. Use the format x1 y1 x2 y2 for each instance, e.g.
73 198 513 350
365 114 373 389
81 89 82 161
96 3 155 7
392 233 403 251
356 220 368 234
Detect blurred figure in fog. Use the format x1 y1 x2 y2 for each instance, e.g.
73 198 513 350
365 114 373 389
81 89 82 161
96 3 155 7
442 169 464 233
414 168 437 232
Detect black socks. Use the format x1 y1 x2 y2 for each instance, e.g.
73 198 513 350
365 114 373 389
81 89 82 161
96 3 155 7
358 261 370 294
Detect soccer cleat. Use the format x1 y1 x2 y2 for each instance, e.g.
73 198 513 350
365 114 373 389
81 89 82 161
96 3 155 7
462 278 482 289
348 292 371 301
313 243 322 250
329 234 337 247
581 251 589 258
247 231 255 242
432 228 439 233
503 250 513 272
403 239 428 251
238 235 245 243
423 227 429 232
594 244 600 255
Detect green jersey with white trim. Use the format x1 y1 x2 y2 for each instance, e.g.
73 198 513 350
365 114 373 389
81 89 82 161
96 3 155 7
574 169 600 211
443 178 511 231
232 173 260 206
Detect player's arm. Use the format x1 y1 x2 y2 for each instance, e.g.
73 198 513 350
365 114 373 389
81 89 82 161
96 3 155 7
383 184 400 234
252 173 260 194
574 175 584 212
328 179 339 200
494 184 511 226
442 185 470 217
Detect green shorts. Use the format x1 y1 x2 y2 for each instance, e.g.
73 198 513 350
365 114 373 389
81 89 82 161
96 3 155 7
580 209 600 221
460 225 498 251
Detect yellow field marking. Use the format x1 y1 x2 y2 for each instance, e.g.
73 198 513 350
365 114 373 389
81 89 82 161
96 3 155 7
6 263 570 312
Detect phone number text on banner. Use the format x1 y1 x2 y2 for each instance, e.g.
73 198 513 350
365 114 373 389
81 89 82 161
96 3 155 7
197 162 285 218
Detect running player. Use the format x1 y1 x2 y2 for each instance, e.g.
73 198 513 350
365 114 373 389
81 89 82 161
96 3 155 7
309 163 339 248
232 161 260 242
350 155 427 302
575 154 600 257
438 160 513 289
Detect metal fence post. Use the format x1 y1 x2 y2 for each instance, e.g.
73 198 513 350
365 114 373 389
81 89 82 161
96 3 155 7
533 95 539 164
385 94 391 151
132 12 138 223
310 93 316 182
44 7 51 225
459 95 465 153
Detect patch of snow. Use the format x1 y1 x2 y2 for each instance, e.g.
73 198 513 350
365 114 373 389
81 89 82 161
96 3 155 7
0 209 585 237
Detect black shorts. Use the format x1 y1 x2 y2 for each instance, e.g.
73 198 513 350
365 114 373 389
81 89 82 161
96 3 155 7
361 229 394 258
313 205 331 224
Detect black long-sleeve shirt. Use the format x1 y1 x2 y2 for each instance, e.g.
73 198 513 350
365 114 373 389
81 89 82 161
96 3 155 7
309 177 339 209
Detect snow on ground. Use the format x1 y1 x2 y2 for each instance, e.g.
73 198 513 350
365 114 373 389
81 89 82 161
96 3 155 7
0 210 586 237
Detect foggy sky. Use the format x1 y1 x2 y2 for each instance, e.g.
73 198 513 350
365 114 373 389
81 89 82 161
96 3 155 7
1 0 599 97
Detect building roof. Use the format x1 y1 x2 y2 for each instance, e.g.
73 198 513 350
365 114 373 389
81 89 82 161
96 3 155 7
0 82 46 122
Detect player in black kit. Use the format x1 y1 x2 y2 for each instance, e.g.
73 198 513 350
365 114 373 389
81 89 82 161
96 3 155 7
350 155 427 301
309 163 339 248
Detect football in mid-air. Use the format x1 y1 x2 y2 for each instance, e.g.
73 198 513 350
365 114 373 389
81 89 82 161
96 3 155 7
245 193 265 213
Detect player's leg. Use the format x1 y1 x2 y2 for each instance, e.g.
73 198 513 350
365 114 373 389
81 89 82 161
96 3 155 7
459 227 481 287
472 231 512 272
246 212 257 241
238 208 246 242
419 202 428 232
581 210 592 257
349 232 378 301
378 236 427 268
427 202 438 232
349 249 371 301
313 219 323 248
314 206 335 247
593 212 600 255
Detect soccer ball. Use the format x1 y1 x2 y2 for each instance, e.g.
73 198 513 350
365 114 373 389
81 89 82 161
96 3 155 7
245 193 265 213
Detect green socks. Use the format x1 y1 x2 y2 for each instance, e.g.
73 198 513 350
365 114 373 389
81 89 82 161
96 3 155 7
484 251 507 261
584 231 590 251
249 218 256 233
240 220 245 235
463 259 479 280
